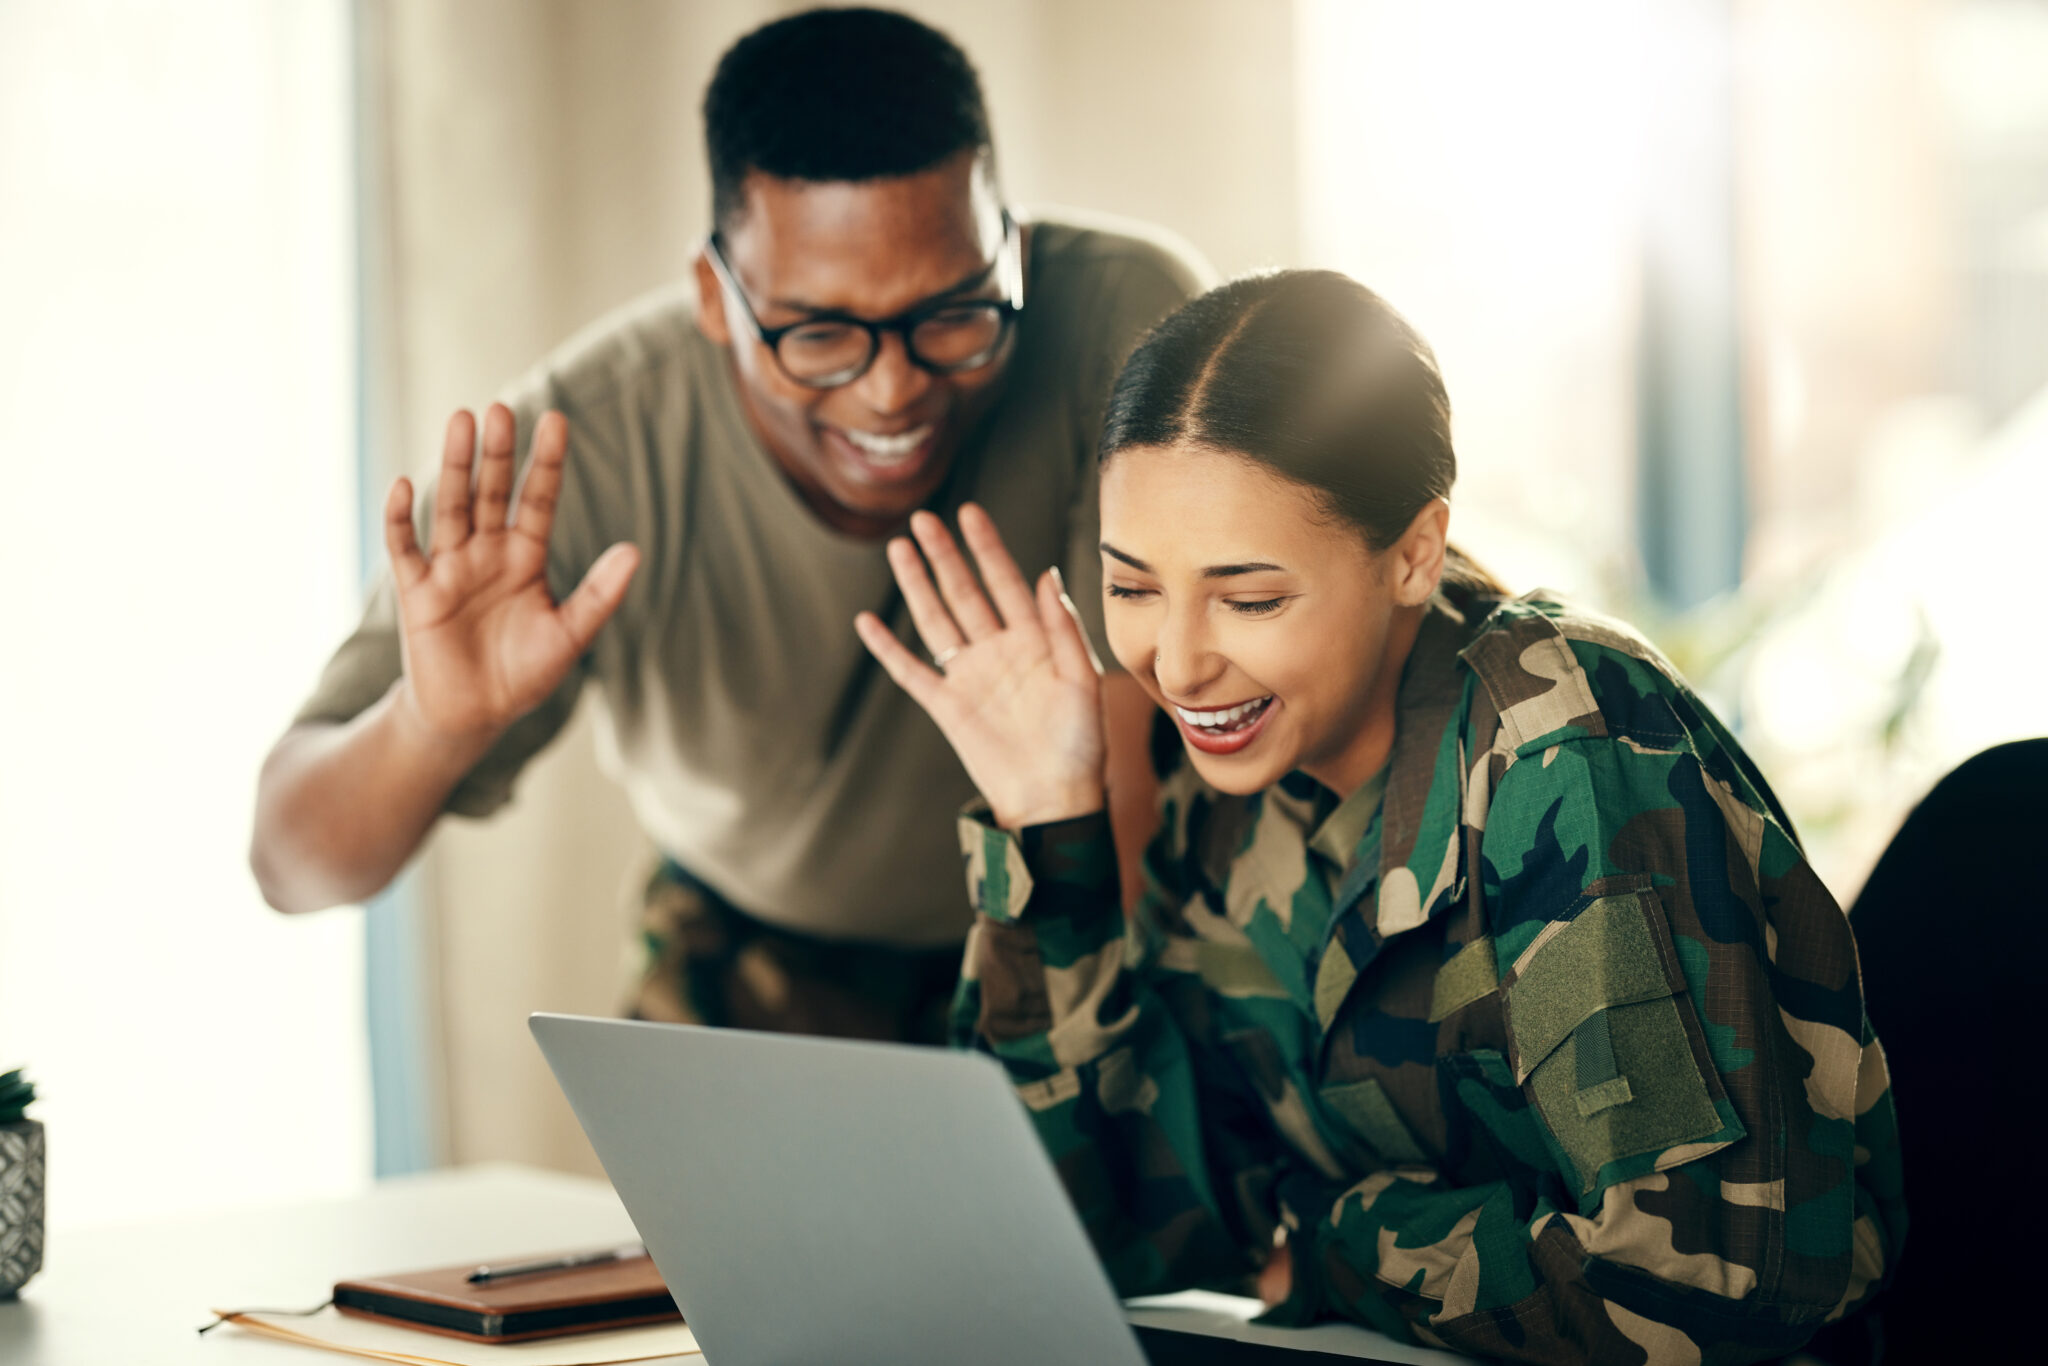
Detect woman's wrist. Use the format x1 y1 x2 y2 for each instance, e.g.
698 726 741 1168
992 784 1106 834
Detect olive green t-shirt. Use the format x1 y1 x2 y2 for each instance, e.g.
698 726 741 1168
295 215 1208 946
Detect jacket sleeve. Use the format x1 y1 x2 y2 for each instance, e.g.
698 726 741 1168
952 805 1272 1297
1273 733 1905 1363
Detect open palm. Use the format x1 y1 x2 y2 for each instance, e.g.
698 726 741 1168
385 404 639 742
855 504 1106 831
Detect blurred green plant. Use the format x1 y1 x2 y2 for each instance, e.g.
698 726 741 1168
0 1069 35 1126
1603 571 1824 715
1880 606 1941 751
1598 567 1941 848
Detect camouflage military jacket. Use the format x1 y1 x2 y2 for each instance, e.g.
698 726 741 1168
954 589 1904 1363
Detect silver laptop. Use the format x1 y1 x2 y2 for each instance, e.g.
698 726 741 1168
530 1012 1149 1366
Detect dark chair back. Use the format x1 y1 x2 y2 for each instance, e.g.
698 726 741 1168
1842 739 2048 1360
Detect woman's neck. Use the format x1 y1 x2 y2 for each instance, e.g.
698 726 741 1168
1300 601 1427 798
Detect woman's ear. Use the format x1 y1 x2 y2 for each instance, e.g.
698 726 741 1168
1390 498 1450 607
693 248 731 347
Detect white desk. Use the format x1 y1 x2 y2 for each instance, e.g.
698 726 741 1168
0 1164 663 1365
0 1163 1462 1365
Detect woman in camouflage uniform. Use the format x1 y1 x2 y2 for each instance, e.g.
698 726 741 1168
853 272 1902 1364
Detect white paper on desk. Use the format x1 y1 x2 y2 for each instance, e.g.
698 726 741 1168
1125 1290 1472 1364
211 1307 700 1366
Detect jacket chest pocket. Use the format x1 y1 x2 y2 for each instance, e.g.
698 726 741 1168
1317 1075 1433 1168
1500 886 1744 1200
1311 932 1448 1171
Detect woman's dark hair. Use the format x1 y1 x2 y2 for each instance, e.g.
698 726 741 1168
1100 270 1505 598
704 8 991 232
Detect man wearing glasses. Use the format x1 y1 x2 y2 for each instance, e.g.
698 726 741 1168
251 8 1207 1043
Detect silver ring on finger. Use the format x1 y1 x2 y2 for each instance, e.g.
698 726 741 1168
931 645 961 673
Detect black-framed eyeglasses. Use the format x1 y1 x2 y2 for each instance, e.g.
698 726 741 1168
703 211 1025 389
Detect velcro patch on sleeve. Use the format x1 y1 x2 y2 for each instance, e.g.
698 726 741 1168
1531 998 1725 1192
1574 1075 1635 1119
1505 891 1735 1195
1504 892 1676 1082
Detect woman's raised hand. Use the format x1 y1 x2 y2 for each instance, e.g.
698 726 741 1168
383 403 640 745
855 504 1107 832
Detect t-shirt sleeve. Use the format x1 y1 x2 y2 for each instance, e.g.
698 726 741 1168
1059 236 1215 671
289 574 408 733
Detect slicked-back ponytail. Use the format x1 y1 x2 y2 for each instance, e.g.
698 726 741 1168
1100 271 1505 599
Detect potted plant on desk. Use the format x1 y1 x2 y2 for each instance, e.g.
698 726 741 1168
0 1068 41 1298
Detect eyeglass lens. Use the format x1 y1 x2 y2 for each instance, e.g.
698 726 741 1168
776 304 1008 384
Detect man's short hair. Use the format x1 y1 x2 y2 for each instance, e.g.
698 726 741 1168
704 7 993 231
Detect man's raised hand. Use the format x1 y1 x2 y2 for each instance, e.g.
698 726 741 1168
383 403 639 745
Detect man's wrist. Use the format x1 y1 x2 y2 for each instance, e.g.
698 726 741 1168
386 679 505 776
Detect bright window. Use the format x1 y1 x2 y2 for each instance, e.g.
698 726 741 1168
0 0 370 1229
1296 0 2048 898
1294 0 1648 599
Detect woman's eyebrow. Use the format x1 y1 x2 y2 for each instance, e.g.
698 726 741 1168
1100 544 1286 578
1101 543 1151 572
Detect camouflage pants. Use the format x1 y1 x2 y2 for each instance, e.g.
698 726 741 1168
626 860 963 1046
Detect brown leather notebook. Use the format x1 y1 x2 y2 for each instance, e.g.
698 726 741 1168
333 1250 682 1344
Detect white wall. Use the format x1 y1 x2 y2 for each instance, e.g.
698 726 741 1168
0 0 371 1229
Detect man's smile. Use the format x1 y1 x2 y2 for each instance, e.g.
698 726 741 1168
820 421 942 485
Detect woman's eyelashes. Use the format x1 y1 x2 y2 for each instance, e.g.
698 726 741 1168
1105 584 1292 616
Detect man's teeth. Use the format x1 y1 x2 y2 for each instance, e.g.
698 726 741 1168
1175 697 1271 732
840 425 932 462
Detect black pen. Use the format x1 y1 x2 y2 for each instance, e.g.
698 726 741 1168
467 1242 646 1285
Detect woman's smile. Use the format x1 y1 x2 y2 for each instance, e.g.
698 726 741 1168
1171 694 1278 754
